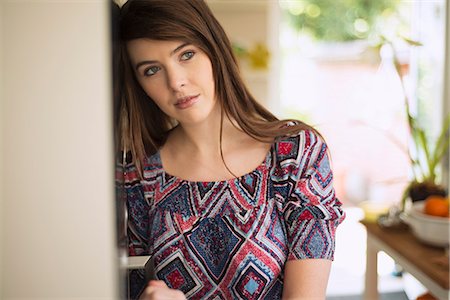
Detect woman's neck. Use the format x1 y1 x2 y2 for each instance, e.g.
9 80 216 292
159 109 272 182
170 112 241 158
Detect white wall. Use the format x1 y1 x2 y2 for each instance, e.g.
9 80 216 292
206 0 280 111
0 1 118 299
0 1 4 296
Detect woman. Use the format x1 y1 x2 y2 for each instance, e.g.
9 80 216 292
118 0 345 299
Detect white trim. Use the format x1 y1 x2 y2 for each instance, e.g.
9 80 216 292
123 256 150 270
443 0 450 191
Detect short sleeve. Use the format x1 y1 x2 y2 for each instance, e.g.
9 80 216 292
275 130 345 261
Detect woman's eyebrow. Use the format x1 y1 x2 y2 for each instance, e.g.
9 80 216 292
135 60 156 71
171 42 190 55
135 43 191 71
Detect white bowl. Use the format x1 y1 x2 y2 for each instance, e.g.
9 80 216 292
403 201 449 247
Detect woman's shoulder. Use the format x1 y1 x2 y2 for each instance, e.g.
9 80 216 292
144 151 163 167
115 151 163 182
141 151 165 179
273 128 325 159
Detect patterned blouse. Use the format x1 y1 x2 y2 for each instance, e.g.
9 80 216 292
123 130 345 299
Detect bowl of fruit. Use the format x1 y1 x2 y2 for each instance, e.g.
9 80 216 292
403 195 449 247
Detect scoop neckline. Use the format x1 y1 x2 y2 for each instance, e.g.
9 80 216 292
154 143 274 184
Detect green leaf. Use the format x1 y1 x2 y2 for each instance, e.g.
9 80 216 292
400 36 423 47
417 128 432 177
409 118 422 152
429 115 450 178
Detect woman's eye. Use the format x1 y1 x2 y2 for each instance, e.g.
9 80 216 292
181 51 195 61
144 66 160 77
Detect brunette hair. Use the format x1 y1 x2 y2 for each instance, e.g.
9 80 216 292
117 0 315 171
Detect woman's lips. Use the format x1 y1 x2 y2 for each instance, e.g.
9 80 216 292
175 95 199 109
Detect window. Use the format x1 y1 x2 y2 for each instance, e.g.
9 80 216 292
279 0 448 209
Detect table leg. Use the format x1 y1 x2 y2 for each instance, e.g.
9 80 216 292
364 237 379 300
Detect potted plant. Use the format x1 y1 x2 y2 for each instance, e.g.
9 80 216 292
401 115 449 207
380 36 450 209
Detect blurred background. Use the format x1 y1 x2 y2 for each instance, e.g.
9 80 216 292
1 0 449 299
206 1 449 299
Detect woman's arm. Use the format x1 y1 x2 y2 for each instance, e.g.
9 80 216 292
139 280 186 300
282 259 332 300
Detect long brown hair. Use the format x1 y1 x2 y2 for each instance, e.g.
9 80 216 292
117 0 315 172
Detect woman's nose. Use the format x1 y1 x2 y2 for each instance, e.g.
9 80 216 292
166 66 187 91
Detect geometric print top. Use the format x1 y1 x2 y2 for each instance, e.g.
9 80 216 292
124 129 345 299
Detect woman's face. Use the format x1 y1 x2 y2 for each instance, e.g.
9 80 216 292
126 39 217 126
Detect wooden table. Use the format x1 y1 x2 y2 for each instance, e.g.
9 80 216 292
362 221 449 300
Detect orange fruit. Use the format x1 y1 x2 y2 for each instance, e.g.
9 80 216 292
423 195 449 217
416 291 438 300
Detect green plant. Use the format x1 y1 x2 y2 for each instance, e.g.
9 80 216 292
379 36 450 207
407 115 450 185
282 0 399 42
